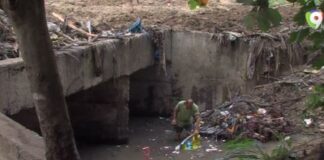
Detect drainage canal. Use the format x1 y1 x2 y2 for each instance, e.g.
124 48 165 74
3 30 307 160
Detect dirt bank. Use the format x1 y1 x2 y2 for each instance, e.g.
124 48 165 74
45 0 299 34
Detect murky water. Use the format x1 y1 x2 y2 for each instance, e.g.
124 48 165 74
79 117 224 160
78 117 322 160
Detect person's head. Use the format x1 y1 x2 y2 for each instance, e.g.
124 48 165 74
185 99 193 109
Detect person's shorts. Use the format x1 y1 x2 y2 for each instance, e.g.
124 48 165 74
174 124 193 133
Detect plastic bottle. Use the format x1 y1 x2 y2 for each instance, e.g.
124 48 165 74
185 140 193 150
192 134 201 150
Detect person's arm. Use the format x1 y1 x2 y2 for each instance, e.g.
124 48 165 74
194 114 201 133
193 104 200 134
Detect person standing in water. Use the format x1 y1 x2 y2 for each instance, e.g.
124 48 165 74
171 99 201 140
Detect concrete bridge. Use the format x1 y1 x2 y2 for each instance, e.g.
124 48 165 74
0 33 154 115
0 33 155 160
0 30 305 160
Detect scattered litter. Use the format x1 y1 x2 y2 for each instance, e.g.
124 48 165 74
164 130 173 134
284 136 291 141
128 17 143 33
246 115 254 119
206 148 218 152
142 147 151 160
200 95 293 142
47 22 61 33
163 146 171 149
172 150 180 154
304 118 313 127
257 108 267 115
220 110 230 116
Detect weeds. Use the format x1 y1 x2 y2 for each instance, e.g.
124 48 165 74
224 138 256 150
306 85 324 110
217 136 294 160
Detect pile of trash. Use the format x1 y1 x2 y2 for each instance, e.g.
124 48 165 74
200 96 294 142
47 13 144 49
0 9 146 60
0 10 18 60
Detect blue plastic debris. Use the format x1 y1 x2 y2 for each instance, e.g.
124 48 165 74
154 49 161 61
128 17 142 33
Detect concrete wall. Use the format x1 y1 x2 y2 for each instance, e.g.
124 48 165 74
0 112 44 160
169 31 304 110
0 34 154 115
169 31 251 110
128 30 304 114
128 31 252 113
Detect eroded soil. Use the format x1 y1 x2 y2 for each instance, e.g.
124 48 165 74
45 0 299 33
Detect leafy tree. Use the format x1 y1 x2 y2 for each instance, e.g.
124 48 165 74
236 0 324 49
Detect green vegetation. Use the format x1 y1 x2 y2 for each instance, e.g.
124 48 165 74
219 136 293 160
235 0 324 111
224 138 256 150
188 0 200 9
269 0 287 7
306 85 324 110
234 0 324 50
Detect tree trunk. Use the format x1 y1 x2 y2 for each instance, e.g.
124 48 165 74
0 0 80 160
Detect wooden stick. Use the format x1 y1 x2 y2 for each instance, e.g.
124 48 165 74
51 12 97 37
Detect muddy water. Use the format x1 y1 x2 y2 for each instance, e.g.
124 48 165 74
79 117 224 160
78 117 322 160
